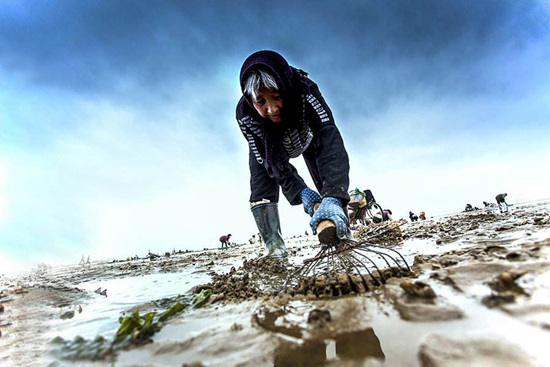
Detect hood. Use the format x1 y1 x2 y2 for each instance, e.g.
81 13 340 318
239 50 297 112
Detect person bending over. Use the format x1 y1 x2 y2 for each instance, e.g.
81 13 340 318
236 50 352 259
219 234 232 249
495 193 509 213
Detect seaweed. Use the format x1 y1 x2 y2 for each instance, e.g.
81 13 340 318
116 310 144 340
158 301 187 322
115 310 159 342
192 289 212 308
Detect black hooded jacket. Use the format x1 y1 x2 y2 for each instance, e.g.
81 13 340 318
236 50 350 206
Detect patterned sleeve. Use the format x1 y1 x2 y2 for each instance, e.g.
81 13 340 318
305 82 351 204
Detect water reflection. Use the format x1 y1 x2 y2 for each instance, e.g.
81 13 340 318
273 328 384 367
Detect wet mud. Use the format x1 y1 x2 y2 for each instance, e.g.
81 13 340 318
1 202 550 366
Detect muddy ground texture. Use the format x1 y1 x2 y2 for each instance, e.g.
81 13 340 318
1 203 550 366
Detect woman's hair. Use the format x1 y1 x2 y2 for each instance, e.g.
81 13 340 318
243 68 279 101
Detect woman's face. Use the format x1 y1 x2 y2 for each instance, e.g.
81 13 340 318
252 89 283 123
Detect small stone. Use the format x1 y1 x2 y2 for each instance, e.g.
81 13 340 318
230 323 243 331
400 281 437 299
505 252 521 260
60 310 75 320
500 272 513 284
50 336 66 344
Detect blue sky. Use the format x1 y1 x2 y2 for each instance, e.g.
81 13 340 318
1 1 549 273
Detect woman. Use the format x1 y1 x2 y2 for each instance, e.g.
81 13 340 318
236 50 351 259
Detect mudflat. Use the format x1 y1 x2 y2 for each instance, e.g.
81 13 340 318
1 202 550 367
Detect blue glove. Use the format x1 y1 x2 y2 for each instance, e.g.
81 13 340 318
310 197 351 239
300 188 322 217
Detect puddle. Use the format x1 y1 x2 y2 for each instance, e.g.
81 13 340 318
47 270 212 341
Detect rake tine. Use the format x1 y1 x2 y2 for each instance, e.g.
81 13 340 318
354 245 409 276
335 252 353 274
285 249 325 290
355 243 411 273
352 248 394 279
303 258 322 285
346 250 386 284
352 246 398 277
328 245 340 275
339 250 377 287
284 265 305 290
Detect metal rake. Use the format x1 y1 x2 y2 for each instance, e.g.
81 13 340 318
284 220 411 296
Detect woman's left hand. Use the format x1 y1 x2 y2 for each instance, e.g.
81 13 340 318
309 197 351 239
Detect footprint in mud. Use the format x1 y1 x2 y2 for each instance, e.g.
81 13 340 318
273 328 385 367
254 306 385 366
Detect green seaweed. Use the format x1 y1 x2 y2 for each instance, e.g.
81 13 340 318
114 293 205 345
158 301 187 322
116 310 143 340
138 312 157 338
192 288 212 308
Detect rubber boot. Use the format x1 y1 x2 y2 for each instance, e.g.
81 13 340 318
251 202 288 259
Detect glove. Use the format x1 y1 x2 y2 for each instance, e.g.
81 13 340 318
310 197 351 239
300 188 322 217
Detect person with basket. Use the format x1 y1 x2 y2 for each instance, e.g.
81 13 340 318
236 50 352 259
348 188 368 225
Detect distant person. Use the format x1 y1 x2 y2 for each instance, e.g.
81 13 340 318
373 209 392 223
219 234 232 249
495 193 509 213
236 50 352 259
409 211 418 222
419 211 426 221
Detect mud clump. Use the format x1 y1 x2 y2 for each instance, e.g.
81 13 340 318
199 267 261 303
289 267 407 298
291 273 370 298
244 258 288 274
488 271 527 293
193 258 295 303
482 271 529 308
400 281 437 299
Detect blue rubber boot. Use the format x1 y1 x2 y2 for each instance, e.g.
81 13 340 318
251 202 288 259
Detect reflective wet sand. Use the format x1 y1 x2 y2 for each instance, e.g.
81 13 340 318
1 202 549 366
